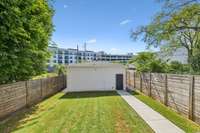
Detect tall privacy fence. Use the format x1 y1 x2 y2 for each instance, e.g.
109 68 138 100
126 70 200 125
0 75 66 119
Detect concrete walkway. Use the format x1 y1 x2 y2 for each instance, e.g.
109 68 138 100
117 90 185 133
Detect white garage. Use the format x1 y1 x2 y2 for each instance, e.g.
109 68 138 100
67 63 126 92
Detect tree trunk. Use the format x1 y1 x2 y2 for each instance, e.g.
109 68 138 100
187 49 193 72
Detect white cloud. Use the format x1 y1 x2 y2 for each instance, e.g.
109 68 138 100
86 39 97 44
64 5 69 8
120 19 132 25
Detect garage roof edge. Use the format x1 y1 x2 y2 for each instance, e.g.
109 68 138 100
68 63 125 68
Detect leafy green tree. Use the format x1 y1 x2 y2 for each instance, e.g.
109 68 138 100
129 52 167 73
0 0 54 84
132 2 200 72
167 61 190 74
157 0 200 12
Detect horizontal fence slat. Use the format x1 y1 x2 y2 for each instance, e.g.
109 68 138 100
126 70 200 125
0 75 66 119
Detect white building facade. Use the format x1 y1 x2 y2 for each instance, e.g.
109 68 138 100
48 46 133 66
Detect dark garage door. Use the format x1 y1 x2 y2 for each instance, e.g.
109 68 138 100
116 74 123 90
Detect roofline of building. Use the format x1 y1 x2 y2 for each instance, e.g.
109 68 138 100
48 46 133 56
68 62 125 68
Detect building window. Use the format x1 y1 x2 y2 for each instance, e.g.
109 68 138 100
58 50 63 54
65 60 68 64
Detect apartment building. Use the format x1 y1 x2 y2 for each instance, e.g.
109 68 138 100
48 46 133 66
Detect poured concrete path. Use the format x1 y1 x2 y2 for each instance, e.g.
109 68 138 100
117 90 185 133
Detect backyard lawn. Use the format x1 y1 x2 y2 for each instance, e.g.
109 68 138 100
0 91 154 133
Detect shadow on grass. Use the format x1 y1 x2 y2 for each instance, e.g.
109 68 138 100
0 106 40 133
60 91 119 99
0 92 63 133
0 93 59 133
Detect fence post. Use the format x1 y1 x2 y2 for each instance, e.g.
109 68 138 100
65 75 67 88
25 81 28 106
128 71 129 89
133 72 136 89
64 75 66 89
189 75 195 120
126 70 128 89
164 74 168 106
129 70 133 89
140 73 142 92
148 73 152 97
40 79 43 99
62 75 65 89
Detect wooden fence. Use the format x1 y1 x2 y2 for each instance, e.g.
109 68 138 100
126 70 200 124
0 75 67 119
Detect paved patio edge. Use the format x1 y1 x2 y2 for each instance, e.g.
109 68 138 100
117 90 185 133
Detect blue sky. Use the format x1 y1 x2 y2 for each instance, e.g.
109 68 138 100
52 0 161 54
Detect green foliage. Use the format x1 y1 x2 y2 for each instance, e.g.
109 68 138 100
132 2 200 72
167 61 190 74
129 52 192 74
0 0 54 84
190 48 200 73
32 73 58 80
158 0 200 13
54 64 66 75
129 52 167 73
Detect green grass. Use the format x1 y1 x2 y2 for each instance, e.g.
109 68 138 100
131 91 200 133
0 91 154 133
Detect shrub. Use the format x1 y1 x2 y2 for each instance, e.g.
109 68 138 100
54 64 67 75
166 61 190 74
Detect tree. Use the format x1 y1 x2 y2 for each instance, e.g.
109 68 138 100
157 0 200 11
132 3 200 72
0 0 54 84
129 52 167 73
167 61 190 73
